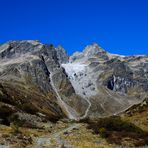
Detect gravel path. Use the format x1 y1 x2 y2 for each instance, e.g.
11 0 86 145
32 123 80 147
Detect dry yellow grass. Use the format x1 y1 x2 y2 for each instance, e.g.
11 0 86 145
121 99 148 132
122 109 148 132
61 124 114 148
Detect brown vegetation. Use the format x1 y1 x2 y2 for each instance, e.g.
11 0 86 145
83 116 148 147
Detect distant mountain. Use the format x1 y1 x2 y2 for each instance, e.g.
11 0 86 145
0 40 147 124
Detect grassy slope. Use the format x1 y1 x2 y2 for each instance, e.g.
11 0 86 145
121 98 148 132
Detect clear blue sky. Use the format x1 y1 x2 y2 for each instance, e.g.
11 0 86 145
0 0 148 55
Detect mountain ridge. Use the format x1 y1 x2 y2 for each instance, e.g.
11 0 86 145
0 40 147 123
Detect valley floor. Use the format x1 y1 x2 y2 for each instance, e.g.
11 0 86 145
0 101 147 148
0 121 114 148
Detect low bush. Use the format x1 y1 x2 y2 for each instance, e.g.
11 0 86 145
98 127 108 138
85 116 148 146
87 116 143 133
9 114 24 134
0 105 15 125
21 103 37 114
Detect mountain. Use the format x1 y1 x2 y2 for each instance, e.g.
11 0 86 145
0 40 147 125
63 43 148 118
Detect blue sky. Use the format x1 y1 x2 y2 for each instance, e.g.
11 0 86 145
0 0 148 55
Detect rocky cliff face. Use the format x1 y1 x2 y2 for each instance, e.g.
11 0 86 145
64 43 148 118
0 41 147 123
0 40 87 124
55 45 69 64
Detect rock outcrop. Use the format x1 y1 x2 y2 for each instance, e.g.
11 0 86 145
55 45 69 64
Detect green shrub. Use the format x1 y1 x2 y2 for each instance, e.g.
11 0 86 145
11 122 20 134
92 116 143 134
0 105 13 118
98 127 108 138
10 114 24 134
0 105 14 125
61 144 66 148
85 116 148 146
21 103 37 114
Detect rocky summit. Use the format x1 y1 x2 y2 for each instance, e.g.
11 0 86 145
0 40 147 123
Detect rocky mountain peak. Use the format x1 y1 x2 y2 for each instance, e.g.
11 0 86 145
70 43 108 63
83 43 105 56
55 45 69 64
0 40 43 59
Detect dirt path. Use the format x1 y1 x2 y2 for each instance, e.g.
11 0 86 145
32 123 80 147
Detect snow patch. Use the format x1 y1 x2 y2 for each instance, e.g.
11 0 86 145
62 63 86 79
62 62 97 98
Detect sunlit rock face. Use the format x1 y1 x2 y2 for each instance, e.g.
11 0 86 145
69 43 109 63
55 45 69 64
0 40 147 122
